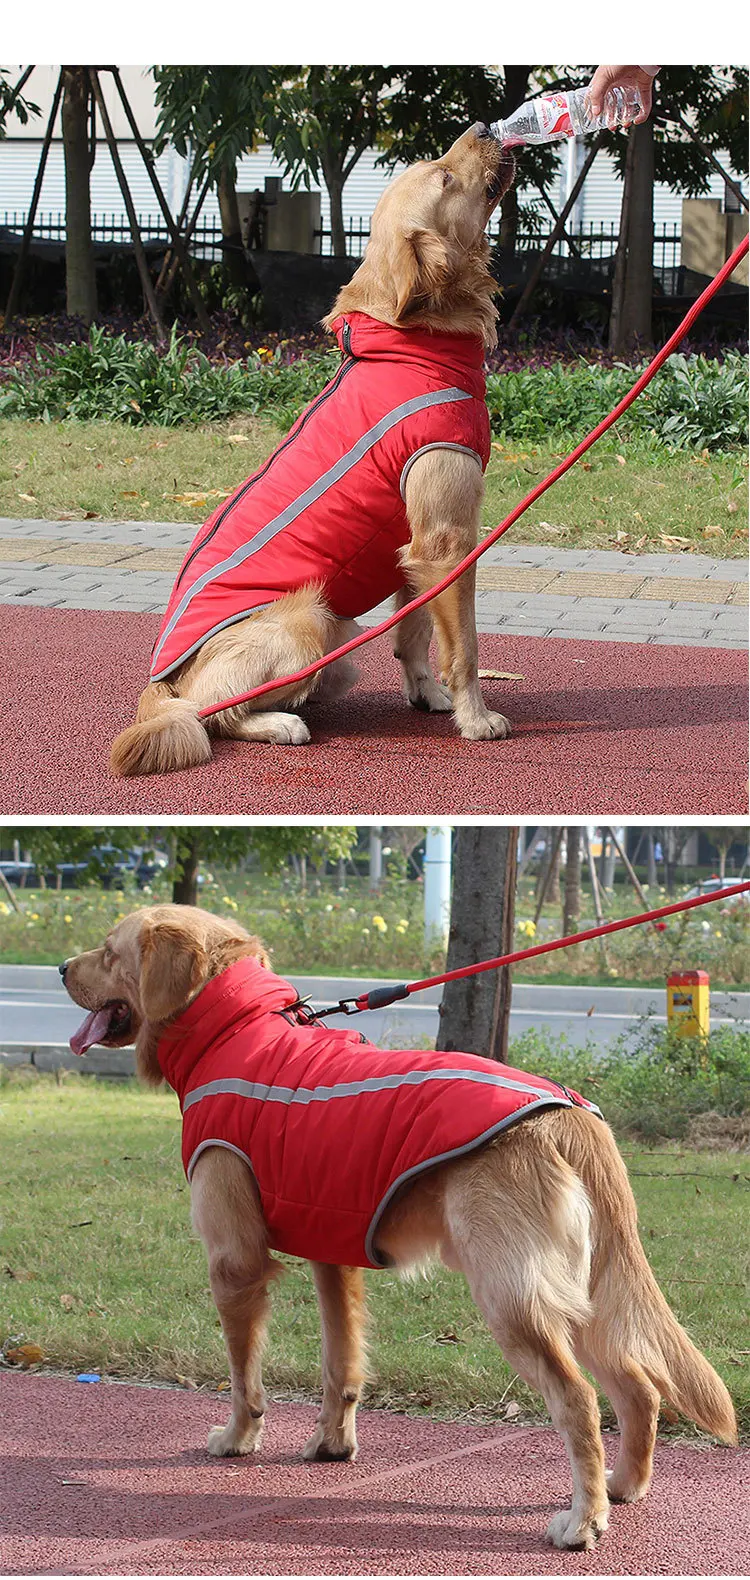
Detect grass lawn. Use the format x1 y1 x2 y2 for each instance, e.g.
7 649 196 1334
0 417 746 556
1 1074 748 1437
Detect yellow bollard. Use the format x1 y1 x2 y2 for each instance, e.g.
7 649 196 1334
666 970 710 1037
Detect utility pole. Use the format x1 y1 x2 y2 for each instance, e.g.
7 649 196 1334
423 827 452 949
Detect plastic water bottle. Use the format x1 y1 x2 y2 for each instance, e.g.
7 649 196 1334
490 85 643 147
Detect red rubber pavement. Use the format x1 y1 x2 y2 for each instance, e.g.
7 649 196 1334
1 1373 747 1575
2 606 746 815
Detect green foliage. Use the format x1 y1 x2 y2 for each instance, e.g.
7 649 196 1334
0 68 39 138
3 331 746 453
485 353 748 452
152 67 290 183
0 326 340 429
512 1021 750 1141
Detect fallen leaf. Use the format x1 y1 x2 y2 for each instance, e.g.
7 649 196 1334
659 534 693 550
6 1343 44 1368
581 462 592 471
614 530 628 544
615 454 626 465
59 1293 75 1311
129 402 141 413
586 1006 596 1017
435 1328 460 1345
217 1379 231 1391
225 434 251 444
726 500 739 514
504 1400 520 1419
176 1373 198 1389
18 492 37 503
13 460 27 474
3 1265 33 1281
83 512 99 520
147 440 169 451
478 670 524 681
120 490 139 498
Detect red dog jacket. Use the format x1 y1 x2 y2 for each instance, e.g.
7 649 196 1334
150 312 491 681
156 958 602 1269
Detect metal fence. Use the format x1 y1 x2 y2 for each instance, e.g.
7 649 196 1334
3 209 683 282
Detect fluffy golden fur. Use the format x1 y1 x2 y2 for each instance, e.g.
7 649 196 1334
62 904 737 1550
110 125 517 777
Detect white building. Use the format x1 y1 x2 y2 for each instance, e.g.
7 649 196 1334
0 65 744 259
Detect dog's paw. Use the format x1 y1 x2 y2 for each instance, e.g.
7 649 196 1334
406 677 452 714
207 1420 264 1457
546 1505 609 1551
302 1422 358 1463
606 1467 651 1504
460 710 511 741
265 713 311 745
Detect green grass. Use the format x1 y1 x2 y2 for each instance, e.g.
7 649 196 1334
1 1074 747 1434
0 417 746 555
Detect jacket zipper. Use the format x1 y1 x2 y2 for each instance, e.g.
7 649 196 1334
172 343 357 593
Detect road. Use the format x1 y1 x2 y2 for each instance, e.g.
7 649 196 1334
1 965 747 1070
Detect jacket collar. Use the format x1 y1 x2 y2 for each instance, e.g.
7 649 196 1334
156 956 298 1096
330 311 486 387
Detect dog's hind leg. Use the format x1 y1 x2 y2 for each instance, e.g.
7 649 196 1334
440 1138 609 1550
191 1147 282 1457
303 1265 368 1462
391 587 452 713
574 1341 660 1505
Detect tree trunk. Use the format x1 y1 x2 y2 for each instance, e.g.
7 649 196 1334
436 826 518 1062
217 162 249 291
563 827 581 935
172 832 201 906
495 65 531 259
600 833 617 892
614 119 654 352
326 172 347 257
62 67 97 322
535 829 562 908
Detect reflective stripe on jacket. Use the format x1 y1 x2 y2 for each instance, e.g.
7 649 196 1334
157 958 602 1270
150 312 491 681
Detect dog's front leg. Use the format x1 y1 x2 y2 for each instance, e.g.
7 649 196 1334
391 588 452 714
191 1148 280 1457
402 451 510 741
303 1264 367 1462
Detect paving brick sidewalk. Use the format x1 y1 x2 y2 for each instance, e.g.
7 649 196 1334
1 517 747 647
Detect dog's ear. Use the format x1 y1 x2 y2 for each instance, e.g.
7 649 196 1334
391 229 452 320
139 918 209 1024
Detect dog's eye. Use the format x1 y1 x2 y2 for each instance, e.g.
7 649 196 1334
441 170 454 188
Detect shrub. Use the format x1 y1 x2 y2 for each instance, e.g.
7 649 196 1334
510 1020 750 1142
0 328 746 452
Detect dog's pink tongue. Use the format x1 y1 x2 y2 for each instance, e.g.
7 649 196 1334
70 1008 113 1057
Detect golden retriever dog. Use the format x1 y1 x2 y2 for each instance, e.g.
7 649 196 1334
110 125 516 777
61 905 737 1550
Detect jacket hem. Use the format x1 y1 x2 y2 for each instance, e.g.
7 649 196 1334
399 444 483 500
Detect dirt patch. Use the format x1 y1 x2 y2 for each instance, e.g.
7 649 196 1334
685 1110 750 1151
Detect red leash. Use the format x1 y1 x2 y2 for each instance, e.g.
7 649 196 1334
197 233 749 723
312 882 750 1016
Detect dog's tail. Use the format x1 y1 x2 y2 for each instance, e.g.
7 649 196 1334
551 1107 738 1444
110 682 212 778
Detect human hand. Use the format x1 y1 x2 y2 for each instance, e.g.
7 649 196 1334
587 65 656 125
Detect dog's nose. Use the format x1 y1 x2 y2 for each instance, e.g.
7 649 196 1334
472 121 492 140
58 960 69 982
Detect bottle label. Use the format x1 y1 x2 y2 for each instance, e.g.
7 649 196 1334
535 92 574 139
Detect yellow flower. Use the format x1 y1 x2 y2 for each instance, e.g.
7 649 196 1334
64 914 73 923
715 930 722 938
518 919 536 938
0 901 9 915
372 915 388 933
30 912 40 920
